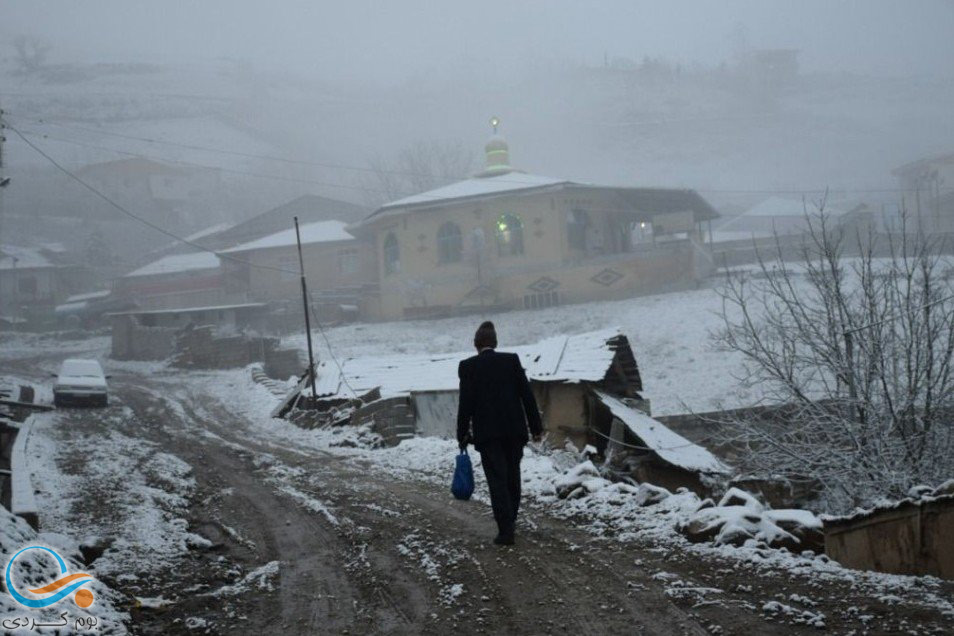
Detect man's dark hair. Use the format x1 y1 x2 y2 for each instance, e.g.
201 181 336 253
474 321 497 349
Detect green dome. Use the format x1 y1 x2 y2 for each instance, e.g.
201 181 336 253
483 134 510 174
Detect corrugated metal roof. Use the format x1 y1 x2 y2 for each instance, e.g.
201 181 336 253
309 328 623 398
594 390 729 474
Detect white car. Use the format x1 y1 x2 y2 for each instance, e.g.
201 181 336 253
53 359 110 407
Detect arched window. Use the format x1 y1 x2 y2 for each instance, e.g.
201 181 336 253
383 232 400 275
436 222 463 264
495 213 524 257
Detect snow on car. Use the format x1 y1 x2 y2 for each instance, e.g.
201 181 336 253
52 358 110 407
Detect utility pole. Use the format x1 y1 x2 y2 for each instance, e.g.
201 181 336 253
0 105 11 325
294 216 318 403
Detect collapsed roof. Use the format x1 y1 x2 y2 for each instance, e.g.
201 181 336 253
306 328 641 399
594 390 729 474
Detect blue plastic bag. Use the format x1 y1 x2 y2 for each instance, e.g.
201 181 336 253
451 450 474 500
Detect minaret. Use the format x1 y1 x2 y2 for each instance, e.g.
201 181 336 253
477 116 512 177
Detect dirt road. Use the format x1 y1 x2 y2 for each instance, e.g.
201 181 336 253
6 347 954 634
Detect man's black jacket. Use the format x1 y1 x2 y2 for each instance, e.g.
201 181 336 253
457 349 543 450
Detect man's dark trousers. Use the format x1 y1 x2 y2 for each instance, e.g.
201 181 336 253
479 439 523 535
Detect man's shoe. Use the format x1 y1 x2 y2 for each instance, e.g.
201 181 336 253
493 533 515 546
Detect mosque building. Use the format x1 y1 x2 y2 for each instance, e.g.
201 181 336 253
349 118 719 321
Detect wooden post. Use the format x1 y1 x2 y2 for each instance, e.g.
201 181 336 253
294 216 318 405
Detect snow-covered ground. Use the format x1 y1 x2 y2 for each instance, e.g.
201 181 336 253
1 475 130 634
286 283 751 416
27 407 204 579
192 366 954 624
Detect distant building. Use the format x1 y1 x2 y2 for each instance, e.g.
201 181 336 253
109 193 371 328
714 196 871 237
112 251 228 311
0 245 87 326
892 153 954 235
75 157 221 228
348 127 719 321
219 220 378 323
199 194 368 250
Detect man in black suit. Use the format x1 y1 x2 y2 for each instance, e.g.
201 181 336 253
457 321 543 545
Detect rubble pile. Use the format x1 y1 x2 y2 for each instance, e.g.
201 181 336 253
551 459 824 555
678 487 824 553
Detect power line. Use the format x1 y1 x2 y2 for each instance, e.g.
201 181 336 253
8 121 358 401
13 113 952 197
14 114 422 178
6 123 298 276
15 122 947 237
11 126 393 197
306 290 358 399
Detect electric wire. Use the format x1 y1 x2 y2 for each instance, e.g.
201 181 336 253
8 122 357 390
12 112 953 196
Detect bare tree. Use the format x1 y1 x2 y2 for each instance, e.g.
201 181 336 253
715 203 954 513
12 35 52 73
360 140 476 207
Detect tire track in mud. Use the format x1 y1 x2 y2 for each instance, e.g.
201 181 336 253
157 375 708 635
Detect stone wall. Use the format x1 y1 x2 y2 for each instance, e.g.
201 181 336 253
110 315 177 360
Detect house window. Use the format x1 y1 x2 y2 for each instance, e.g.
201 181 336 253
383 232 400 275
337 247 360 275
567 209 588 250
495 213 524 257
436 222 463 264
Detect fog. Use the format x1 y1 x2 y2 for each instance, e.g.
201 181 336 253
2 0 954 265
6 1 954 80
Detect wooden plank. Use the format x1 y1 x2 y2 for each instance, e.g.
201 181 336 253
0 399 54 411
10 415 39 530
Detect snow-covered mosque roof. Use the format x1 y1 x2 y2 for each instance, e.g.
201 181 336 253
308 328 624 399
371 172 570 214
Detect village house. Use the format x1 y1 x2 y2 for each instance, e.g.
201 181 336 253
112 251 229 311
0 244 87 327
75 157 222 229
892 152 954 235
708 195 874 266
218 219 378 324
278 328 728 494
197 194 369 250
348 127 719 321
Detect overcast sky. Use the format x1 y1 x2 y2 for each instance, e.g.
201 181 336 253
4 0 954 82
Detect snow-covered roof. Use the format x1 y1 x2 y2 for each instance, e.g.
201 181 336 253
373 172 570 214
220 220 354 254
594 390 730 474
709 230 775 244
124 251 220 278
0 245 56 271
65 290 111 303
185 222 232 243
743 196 847 219
108 302 266 316
309 328 623 399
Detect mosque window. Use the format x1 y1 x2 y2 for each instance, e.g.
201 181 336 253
567 209 589 250
437 222 463 264
495 213 524 257
383 232 400 275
